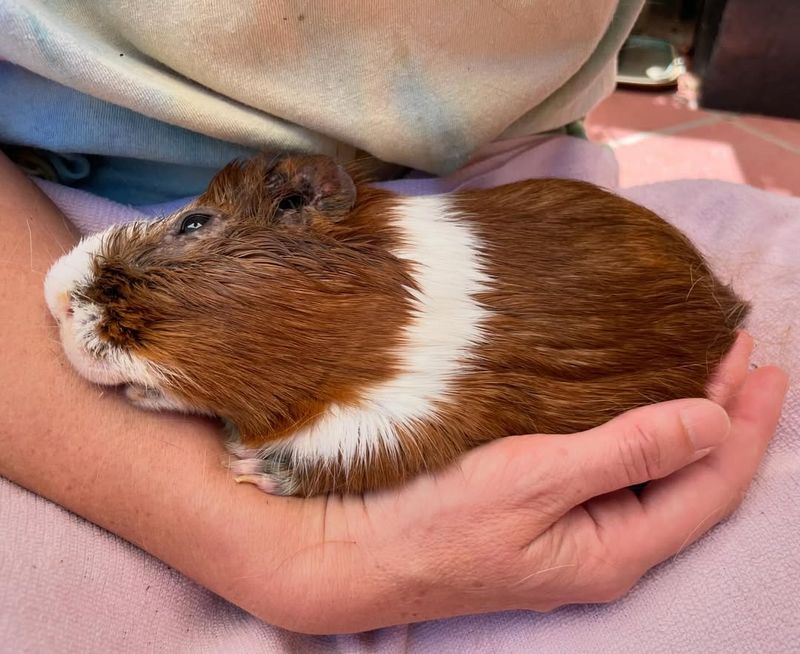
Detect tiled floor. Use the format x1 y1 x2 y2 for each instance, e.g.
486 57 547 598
585 83 800 197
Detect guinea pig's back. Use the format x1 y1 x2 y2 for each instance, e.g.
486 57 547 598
447 178 748 440
259 178 748 495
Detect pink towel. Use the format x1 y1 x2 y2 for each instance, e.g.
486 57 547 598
2 136 798 652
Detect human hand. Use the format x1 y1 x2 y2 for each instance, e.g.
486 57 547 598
267 333 788 633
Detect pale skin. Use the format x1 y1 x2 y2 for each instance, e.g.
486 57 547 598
0 152 789 634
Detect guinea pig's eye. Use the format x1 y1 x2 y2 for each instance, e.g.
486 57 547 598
277 194 305 212
178 213 211 235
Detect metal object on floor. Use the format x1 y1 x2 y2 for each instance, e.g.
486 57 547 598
616 35 685 88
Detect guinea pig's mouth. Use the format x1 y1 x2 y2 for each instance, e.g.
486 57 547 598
52 298 155 387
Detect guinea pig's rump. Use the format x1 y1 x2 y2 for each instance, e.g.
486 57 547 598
444 179 749 436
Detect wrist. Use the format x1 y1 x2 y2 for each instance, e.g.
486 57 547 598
258 496 416 634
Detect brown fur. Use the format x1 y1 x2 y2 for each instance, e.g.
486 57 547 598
81 155 747 495
269 181 747 494
87 156 416 444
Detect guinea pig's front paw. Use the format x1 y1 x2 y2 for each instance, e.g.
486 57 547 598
228 456 299 496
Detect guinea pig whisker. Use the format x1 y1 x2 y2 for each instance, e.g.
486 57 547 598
685 274 706 301
710 289 725 312
26 217 34 272
39 220 68 255
511 563 580 587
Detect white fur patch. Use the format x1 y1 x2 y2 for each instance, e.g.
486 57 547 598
44 233 103 320
260 195 493 469
44 227 165 390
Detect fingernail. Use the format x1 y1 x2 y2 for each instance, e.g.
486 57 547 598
680 401 731 451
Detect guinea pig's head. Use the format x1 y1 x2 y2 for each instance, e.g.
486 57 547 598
44 155 407 437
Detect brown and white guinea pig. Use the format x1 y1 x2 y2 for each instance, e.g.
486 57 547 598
44 154 748 496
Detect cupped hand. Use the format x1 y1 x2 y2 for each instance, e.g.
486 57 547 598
272 333 788 633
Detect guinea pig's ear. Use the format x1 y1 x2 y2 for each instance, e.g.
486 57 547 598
266 155 356 224
200 160 247 209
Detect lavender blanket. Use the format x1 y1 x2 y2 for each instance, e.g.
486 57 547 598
2 136 798 653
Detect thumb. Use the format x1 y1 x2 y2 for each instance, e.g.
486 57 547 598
535 398 731 516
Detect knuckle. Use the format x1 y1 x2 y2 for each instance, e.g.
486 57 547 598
587 567 638 604
618 422 664 485
722 484 749 519
597 581 634 604
571 550 641 605
531 599 565 613
704 467 751 522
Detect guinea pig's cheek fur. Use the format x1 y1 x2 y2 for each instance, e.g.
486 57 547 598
59 332 162 388
43 232 104 323
56 321 119 386
54 300 159 389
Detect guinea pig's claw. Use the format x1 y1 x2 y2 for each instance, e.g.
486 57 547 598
228 453 299 495
234 473 263 484
234 473 278 494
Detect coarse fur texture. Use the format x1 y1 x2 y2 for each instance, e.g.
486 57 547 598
44 154 749 496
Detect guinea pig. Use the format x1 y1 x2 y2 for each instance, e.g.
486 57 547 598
44 154 748 496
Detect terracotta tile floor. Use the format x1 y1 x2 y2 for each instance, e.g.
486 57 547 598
585 85 800 197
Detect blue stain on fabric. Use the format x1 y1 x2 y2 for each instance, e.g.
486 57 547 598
18 8 63 71
391 67 473 175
